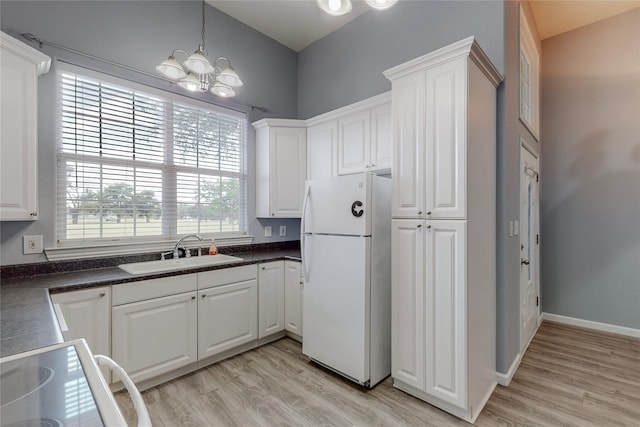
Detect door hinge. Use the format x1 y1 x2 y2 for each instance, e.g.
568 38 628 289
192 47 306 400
536 234 539 244
536 296 539 307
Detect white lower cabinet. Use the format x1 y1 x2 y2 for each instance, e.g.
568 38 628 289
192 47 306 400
284 260 303 338
392 220 468 410
51 287 111 380
198 280 258 359
258 261 285 338
111 275 198 384
197 265 258 359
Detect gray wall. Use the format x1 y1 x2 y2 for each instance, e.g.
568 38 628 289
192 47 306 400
0 0 300 265
297 0 504 119
540 9 640 329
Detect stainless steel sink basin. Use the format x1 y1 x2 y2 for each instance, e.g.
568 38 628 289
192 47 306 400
118 254 243 275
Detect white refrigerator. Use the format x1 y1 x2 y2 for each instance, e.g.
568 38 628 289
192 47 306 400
301 172 391 388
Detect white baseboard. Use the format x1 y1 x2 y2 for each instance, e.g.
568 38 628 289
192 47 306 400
495 318 541 386
495 352 521 386
541 312 640 338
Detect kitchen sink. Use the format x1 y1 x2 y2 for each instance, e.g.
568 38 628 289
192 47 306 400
118 254 243 275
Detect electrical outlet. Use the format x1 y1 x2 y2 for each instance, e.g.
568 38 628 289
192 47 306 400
23 235 43 254
279 225 286 236
264 226 272 237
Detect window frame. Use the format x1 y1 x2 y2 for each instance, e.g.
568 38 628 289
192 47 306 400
519 5 540 140
47 63 252 261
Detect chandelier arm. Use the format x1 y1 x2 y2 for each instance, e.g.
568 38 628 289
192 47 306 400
171 49 191 58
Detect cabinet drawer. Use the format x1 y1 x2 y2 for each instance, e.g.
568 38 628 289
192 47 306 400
198 264 258 290
112 274 197 306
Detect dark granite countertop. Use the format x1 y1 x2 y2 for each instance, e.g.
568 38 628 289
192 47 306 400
1 244 300 357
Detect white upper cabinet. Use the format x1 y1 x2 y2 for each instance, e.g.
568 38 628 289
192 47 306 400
338 109 370 175
307 119 337 181
425 58 467 219
390 71 425 218
254 119 307 218
0 31 50 221
370 102 393 171
306 92 392 179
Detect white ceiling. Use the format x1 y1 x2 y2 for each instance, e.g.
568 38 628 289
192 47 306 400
209 0 640 51
208 0 371 52
530 0 640 40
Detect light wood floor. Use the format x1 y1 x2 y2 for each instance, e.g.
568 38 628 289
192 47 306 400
115 321 640 426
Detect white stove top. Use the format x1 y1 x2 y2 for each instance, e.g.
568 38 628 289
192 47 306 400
0 340 125 427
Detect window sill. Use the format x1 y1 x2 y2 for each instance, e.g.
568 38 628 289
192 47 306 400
44 234 254 261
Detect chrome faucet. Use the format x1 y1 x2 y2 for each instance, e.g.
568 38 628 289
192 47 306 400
173 234 205 259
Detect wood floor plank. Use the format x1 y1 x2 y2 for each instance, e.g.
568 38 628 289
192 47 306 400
115 321 640 426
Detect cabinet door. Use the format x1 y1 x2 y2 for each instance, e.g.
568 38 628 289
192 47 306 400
424 220 467 408
112 292 197 383
391 219 425 391
338 109 370 175
307 120 337 180
258 261 285 338
391 72 426 218
198 280 258 359
51 287 111 380
425 58 467 219
370 102 392 172
0 47 39 220
284 260 303 337
270 127 307 217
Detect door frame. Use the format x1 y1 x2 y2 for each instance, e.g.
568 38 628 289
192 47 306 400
519 137 541 352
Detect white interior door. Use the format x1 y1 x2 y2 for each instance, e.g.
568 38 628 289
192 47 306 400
520 144 540 351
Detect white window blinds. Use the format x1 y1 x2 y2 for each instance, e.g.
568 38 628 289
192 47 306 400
57 64 247 244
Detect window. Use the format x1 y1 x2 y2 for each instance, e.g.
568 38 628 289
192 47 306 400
519 5 540 139
56 64 247 250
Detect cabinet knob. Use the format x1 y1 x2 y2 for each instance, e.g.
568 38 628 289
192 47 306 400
417 211 422 215
426 211 432 215
417 224 422 228
98 293 106 298
261 266 266 270
271 213 275 216
201 294 206 299
426 225 432 229
192 296 197 300
30 212 38 217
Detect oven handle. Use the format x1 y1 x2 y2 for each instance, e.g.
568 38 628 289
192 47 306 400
94 354 152 427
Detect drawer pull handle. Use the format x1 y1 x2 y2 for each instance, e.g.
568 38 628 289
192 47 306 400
98 293 106 298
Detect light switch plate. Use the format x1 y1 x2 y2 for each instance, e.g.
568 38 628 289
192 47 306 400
279 226 286 236
508 221 513 237
514 220 520 236
264 226 272 237
23 235 43 254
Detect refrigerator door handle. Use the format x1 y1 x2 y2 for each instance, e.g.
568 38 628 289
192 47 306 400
301 184 311 282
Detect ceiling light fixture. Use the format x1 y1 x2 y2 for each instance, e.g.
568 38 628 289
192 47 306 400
317 0 398 16
365 0 399 10
317 0 353 16
156 0 243 98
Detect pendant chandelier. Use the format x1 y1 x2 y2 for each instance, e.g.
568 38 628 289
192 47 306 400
317 0 399 16
156 0 243 98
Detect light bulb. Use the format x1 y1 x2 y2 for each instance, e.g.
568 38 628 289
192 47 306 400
328 0 341 12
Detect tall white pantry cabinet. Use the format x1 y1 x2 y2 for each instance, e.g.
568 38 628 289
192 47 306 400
384 37 503 423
